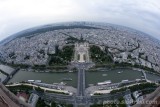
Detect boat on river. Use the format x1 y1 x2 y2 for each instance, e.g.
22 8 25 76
97 80 111 85
118 71 123 74
62 78 72 81
102 74 107 76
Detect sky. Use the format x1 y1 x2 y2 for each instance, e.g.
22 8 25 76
0 0 160 41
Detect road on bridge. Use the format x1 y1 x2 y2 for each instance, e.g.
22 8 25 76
77 68 85 96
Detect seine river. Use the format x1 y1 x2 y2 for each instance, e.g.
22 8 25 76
9 68 160 87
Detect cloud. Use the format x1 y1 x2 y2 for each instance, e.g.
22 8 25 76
0 0 160 41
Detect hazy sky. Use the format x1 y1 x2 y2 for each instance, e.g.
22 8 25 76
0 0 160 41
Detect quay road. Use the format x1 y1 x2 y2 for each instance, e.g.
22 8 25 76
40 92 75 104
90 90 131 103
37 87 130 107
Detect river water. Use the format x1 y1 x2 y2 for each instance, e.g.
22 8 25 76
9 68 160 87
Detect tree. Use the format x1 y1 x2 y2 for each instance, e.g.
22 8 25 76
51 102 57 107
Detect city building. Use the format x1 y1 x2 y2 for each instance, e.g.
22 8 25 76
28 93 39 107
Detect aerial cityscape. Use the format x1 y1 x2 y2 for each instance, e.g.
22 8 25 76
0 0 160 107
0 22 160 107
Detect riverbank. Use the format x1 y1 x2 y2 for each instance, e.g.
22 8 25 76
90 62 160 75
6 83 71 95
88 66 160 77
